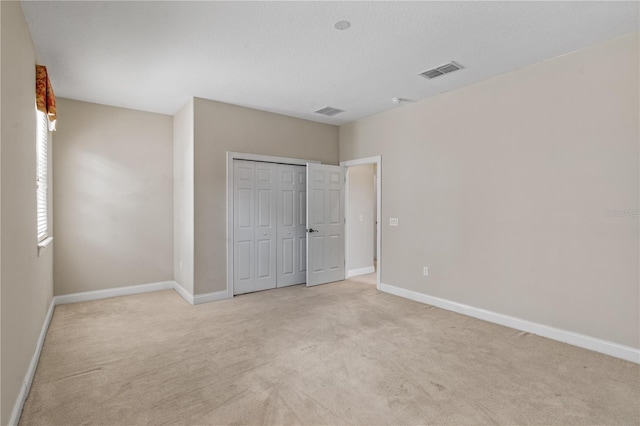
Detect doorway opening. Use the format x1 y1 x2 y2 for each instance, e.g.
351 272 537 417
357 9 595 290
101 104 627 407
341 156 382 290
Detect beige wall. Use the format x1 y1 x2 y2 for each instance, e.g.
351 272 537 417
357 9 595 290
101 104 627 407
0 2 54 424
193 98 339 294
53 98 173 295
340 33 639 348
0 0 3 418
346 164 375 274
173 100 194 295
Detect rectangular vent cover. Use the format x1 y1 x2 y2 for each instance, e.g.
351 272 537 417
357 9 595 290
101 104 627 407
419 62 463 79
314 106 345 116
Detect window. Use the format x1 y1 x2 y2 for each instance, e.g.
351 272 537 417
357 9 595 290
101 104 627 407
36 109 49 243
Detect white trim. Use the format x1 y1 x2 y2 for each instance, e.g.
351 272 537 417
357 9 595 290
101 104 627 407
347 266 375 278
341 156 382 291
53 281 175 305
52 280 228 307
174 282 230 305
194 290 230 305
226 151 321 298
8 299 56 426
226 151 318 166
379 282 640 364
37 236 53 257
173 281 194 305
344 167 350 278
341 156 380 167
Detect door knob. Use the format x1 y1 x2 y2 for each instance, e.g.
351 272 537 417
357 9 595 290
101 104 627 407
307 228 318 233
263 232 267 236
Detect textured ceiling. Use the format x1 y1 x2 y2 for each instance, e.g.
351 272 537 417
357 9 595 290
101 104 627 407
21 1 639 125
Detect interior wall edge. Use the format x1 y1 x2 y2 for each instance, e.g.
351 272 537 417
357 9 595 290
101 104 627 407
173 280 194 305
192 97 339 295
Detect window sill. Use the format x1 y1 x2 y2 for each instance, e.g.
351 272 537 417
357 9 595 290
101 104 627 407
37 237 53 257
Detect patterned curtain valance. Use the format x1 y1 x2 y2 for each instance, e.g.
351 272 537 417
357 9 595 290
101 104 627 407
36 64 57 130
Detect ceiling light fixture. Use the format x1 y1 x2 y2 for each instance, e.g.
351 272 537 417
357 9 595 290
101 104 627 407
334 20 351 30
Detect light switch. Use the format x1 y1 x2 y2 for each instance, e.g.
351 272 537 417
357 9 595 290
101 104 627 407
389 218 399 226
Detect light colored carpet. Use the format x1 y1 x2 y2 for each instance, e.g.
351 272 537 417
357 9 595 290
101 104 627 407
20 279 639 425
349 269 377 286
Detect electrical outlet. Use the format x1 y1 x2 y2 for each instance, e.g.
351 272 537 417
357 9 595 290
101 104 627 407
423 266 429 276
389 218 399 226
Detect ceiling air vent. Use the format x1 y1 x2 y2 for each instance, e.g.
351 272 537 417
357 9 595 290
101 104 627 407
314 106 345 117
419 62 463 79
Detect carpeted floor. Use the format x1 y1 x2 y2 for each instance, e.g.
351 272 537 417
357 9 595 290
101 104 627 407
20 278 639 425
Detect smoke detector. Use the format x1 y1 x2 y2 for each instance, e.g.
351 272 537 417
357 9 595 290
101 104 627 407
314 106 345 116
419 62 463 79
392 97 414 105
334 20 351 30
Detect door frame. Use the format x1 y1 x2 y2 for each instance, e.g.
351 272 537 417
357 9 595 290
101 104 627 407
226 152 320 298
340 156 382 290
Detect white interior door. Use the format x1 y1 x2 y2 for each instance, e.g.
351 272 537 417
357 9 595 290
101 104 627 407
277 165 307 287
306 163 345 286
233 160 277 295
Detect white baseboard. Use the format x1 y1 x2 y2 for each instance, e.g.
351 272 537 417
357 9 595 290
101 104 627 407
52 280 228 307
174 282 230 305
9 299 55 426
380 282 640 364
173 281 194 305
347 266 375 278
194 289 230 305
53 281 175 305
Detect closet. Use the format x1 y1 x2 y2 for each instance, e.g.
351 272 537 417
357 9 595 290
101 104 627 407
233 160 307 295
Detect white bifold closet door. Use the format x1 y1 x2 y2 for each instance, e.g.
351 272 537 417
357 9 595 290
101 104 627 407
276 165 307 287
233 160 306 295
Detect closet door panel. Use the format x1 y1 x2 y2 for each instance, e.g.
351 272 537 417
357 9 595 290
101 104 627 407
233 160 255 295
254 162 277 291
277 165 296 286
277 164 306 287
282 237 294 275
282 189 294 227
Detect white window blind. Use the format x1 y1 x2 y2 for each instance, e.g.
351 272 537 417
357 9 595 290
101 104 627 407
36 109 49 242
